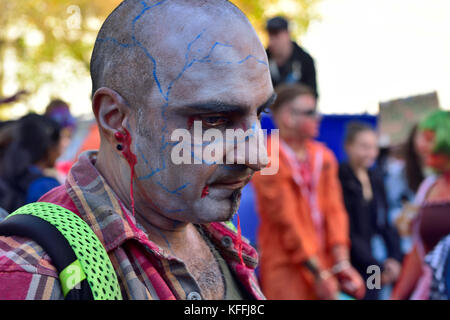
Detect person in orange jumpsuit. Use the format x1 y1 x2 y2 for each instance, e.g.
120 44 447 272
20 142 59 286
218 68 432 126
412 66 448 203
252 84 365 300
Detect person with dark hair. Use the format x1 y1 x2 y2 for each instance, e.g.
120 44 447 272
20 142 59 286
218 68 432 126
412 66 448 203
252 84 365 300
44 99 78 180
45 99 76 132
0 114 62 212
339 121 403 300
0 121 19 212
0 120 16 219
266 16 318 97
392 125 428 252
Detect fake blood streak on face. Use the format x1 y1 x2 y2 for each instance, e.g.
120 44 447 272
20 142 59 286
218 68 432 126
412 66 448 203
201 185 209 198
115 128 137 217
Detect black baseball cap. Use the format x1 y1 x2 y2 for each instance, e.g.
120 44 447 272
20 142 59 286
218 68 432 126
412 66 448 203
266 16 289 33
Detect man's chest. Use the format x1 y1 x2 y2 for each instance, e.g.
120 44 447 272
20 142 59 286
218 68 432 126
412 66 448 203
174 232 226 300
183 249 225 300
115 231 226 300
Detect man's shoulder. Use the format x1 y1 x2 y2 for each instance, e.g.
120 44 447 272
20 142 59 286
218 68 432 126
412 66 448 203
0 234 63 299
38 184 79 214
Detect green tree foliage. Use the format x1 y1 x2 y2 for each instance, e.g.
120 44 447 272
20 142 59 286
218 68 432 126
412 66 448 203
0 0 122 117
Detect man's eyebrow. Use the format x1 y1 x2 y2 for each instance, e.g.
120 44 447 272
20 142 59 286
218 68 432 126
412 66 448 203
180 102 245 114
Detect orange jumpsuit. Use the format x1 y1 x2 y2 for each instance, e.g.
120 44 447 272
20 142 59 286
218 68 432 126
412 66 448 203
252 137 350 299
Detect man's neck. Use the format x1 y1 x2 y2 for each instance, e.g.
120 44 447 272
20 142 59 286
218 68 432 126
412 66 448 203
136 213 193 254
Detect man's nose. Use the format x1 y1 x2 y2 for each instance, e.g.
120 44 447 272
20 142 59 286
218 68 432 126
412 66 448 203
224 122 269 172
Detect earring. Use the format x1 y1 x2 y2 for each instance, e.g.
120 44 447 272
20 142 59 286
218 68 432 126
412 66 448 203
115 131 125 152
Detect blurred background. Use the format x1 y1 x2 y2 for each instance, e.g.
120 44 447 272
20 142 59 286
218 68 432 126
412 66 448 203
0 0 449 120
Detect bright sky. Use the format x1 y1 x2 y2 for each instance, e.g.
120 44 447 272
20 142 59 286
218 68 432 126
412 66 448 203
301 0 450 114
4 0 450 118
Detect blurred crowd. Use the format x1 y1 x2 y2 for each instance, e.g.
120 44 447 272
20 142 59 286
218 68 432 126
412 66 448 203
0 15 448 301
252 16 450 300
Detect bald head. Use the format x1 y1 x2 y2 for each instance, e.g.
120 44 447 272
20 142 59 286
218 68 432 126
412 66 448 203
91 0 274 224
90 0 260 108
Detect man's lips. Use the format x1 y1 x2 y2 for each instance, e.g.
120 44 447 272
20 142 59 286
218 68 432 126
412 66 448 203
209 176 252 190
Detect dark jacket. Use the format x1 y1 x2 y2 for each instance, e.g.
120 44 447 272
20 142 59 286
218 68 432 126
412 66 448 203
338 163 403 276
267 42 318 97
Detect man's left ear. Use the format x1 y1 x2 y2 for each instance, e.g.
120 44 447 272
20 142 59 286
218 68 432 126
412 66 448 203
92 87 130 142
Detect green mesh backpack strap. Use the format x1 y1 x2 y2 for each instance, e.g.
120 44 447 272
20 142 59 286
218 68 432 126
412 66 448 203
0 202 122 300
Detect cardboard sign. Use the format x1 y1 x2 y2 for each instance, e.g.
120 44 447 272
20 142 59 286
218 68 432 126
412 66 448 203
379 92 440 147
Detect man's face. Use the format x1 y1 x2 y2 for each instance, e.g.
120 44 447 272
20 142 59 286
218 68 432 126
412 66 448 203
127 7 274 224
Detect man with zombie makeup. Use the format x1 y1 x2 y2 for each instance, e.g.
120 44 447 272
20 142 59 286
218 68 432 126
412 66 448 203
265 17 318 98
391 110 450 300
252 84 365 300
0 0 275 300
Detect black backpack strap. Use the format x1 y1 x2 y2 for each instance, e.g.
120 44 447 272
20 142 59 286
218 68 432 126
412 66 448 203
0 214 93 300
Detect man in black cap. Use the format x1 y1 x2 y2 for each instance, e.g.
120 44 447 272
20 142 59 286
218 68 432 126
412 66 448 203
266 16 318 97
